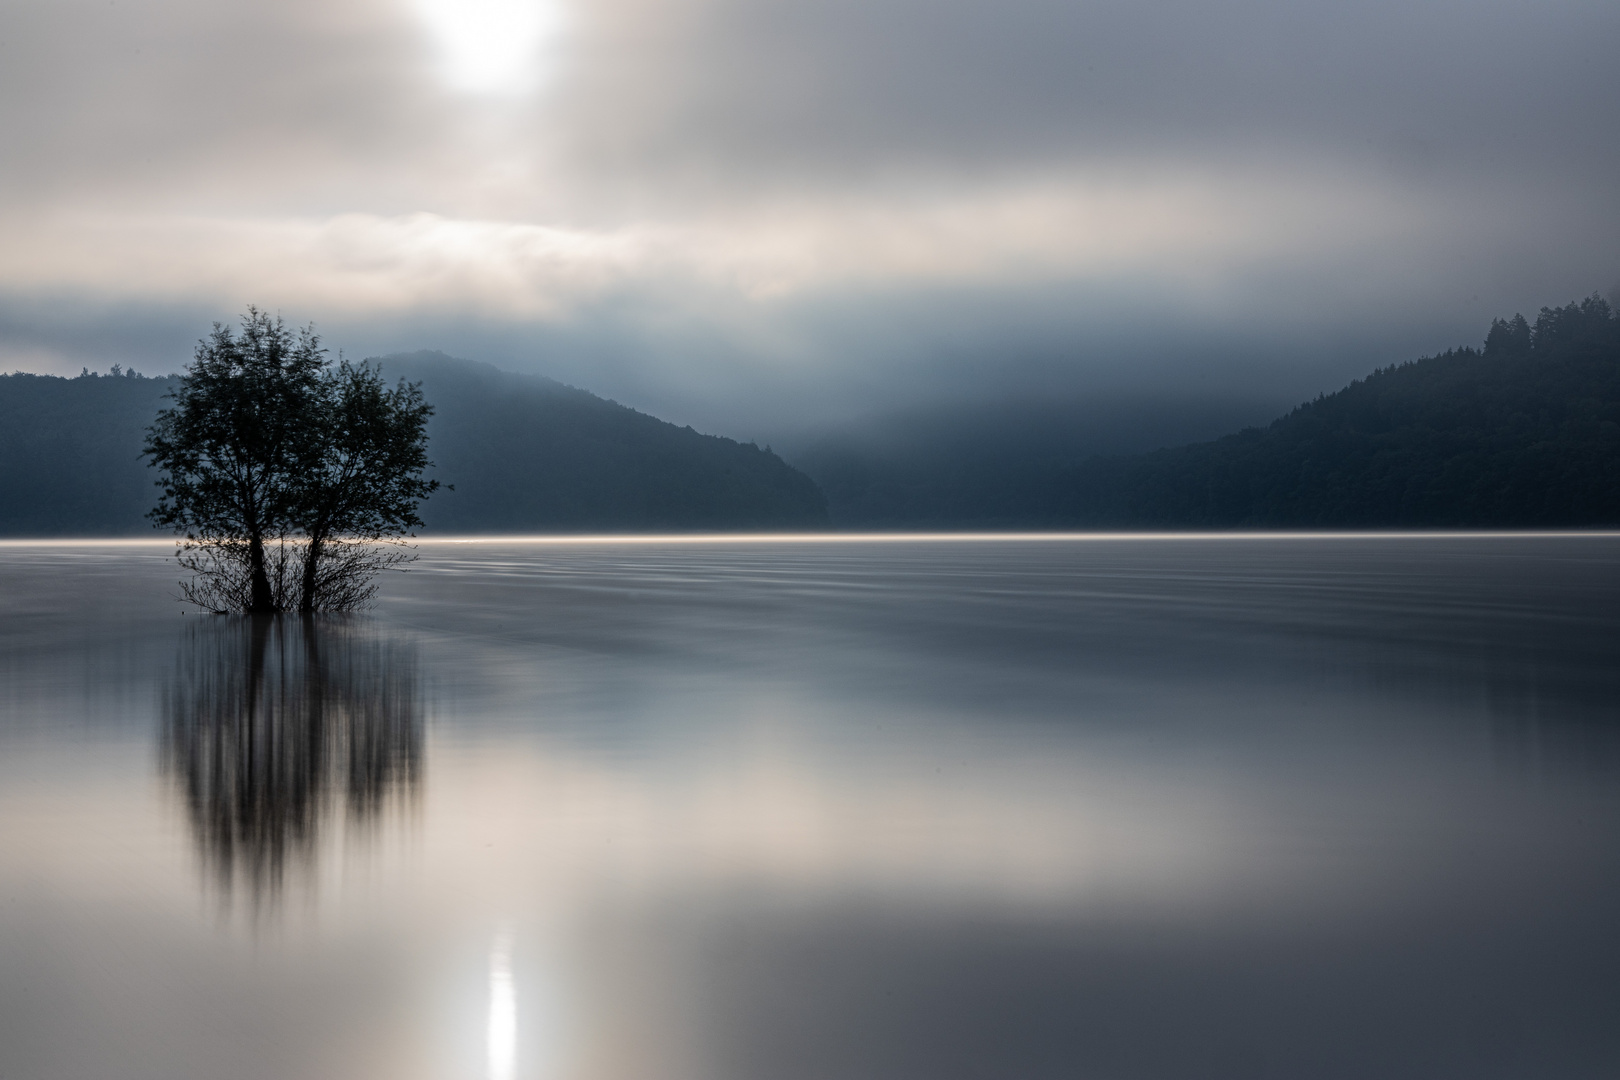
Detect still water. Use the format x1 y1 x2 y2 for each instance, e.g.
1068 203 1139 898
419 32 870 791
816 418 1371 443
1 535 1618 1079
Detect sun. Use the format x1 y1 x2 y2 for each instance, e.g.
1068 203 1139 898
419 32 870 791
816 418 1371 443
412 0 564 95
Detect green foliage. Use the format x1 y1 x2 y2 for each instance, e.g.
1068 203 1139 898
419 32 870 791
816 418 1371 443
1053 296 1620 527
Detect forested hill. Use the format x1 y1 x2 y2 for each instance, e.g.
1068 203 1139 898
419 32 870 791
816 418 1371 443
373 351 826 532
0 354 827 536
1050 297 1620 527
0 367 175 535
6 301 1616 535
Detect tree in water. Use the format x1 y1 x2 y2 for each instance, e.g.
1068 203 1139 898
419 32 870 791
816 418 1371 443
145 309 439 612
294 358 439 612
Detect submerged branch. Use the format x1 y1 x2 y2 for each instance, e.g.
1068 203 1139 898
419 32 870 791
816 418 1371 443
174 536 418 613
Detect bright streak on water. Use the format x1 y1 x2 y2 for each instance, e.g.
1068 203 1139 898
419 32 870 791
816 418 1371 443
489 931 516 1080
3 530 1617 550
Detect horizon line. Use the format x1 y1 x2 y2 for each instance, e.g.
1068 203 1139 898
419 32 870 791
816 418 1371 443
3 529 1620 548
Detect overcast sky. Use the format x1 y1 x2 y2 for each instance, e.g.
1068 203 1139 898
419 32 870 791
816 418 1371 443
2 0 1616 437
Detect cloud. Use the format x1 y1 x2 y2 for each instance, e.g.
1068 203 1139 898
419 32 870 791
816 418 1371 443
0 165 1444 314
0 0 1616 432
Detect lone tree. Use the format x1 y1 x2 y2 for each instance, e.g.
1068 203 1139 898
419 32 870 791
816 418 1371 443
293 358 438 612
145 309 438 613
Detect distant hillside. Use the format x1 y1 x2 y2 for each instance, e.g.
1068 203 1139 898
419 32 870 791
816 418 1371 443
0 354 827 537
373 352 827 532
0 367 175 536
791 396 1276 528
8 301 1616 536
1049 297 1620 527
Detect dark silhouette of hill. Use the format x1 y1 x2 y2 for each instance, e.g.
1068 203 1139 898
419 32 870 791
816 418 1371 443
0 354 827 536
791 396 1279 528
7 301 1616 535
1049 297 1620 527
0 366 174 535
372 352 827 532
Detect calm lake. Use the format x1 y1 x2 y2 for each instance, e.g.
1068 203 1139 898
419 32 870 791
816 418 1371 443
2 535 1619 1079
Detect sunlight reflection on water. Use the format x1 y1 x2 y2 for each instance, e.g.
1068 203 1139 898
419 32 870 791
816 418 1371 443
490 929 516 1080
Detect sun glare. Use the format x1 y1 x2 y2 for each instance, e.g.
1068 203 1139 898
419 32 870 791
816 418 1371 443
413 0 562 94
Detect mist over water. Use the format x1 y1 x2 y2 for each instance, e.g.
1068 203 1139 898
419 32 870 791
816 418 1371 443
1 536 1618 1079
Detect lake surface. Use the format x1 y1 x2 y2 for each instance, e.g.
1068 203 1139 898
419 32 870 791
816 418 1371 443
2 535 1619 1080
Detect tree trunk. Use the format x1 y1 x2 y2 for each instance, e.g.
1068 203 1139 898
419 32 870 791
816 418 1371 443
247 532 276 614
299 535 322 613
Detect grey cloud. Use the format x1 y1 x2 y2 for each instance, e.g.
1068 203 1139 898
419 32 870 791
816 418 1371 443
0 0 1616 444
8 0 1615 203
0 0 451 207
551 0 1620 192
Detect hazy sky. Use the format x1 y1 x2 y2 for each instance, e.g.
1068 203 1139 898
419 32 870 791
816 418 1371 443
2 0 1617 436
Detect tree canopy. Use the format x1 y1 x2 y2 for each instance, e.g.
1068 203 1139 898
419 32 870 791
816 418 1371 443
144 309 438 612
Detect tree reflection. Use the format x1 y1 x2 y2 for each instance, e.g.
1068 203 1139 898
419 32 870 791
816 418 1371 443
162 616 423 906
